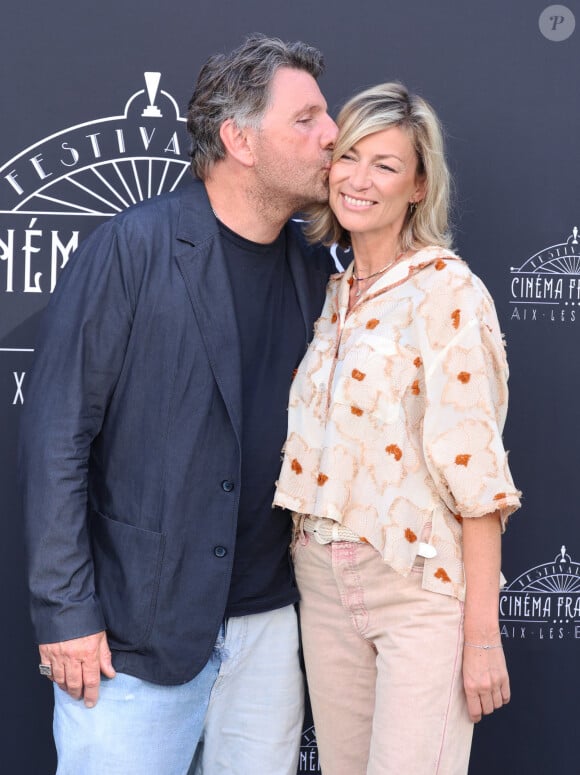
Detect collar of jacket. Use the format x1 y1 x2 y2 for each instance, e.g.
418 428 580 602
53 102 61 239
173 177 327 446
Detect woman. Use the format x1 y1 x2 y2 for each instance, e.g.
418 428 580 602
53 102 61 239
273 83 521 775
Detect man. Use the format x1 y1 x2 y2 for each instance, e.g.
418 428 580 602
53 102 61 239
20 34 338 774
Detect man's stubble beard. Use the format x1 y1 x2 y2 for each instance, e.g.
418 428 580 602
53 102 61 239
249 137 330 221
248 167 329 223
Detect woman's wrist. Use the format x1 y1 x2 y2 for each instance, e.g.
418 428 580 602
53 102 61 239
464 640 503 650
463 621 501 643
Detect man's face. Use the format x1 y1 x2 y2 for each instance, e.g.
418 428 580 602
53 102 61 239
248 67 338 212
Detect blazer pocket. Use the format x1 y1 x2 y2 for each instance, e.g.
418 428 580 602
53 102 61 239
90 510 165 650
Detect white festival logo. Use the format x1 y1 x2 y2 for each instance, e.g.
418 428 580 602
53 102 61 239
500 545 580 640
510 227 580 323
0 73 189 400
299 724 320 773
0 72 188 217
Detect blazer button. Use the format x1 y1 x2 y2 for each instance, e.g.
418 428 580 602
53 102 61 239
221 480 234 492
214 546 227 558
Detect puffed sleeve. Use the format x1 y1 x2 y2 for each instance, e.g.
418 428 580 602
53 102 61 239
417 260 521 530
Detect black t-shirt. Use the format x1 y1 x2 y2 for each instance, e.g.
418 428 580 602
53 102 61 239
218 220 305 617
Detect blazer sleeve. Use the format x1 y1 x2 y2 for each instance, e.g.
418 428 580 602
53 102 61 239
19 217 140 644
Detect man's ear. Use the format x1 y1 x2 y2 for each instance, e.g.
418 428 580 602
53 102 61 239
219 119 255 167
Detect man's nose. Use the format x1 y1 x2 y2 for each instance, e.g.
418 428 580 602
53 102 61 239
321 114 338 148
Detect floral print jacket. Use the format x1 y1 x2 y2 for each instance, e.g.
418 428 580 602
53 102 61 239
274 246 521 600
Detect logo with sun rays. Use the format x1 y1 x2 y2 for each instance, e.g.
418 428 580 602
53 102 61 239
500 546 580 641
0 72 188 301
509 227 580 323
299 724 320 773
0 72 188 217
0 73 189 406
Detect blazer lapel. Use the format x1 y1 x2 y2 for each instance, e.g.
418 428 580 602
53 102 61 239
174 181 242 445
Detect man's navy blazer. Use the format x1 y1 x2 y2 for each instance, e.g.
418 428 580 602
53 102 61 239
19 178 337 685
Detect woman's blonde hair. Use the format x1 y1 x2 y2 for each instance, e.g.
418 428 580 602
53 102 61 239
306 82 452 251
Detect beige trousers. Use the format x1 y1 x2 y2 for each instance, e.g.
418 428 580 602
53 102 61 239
294 533 474 775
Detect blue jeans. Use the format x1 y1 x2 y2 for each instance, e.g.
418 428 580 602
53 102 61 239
53 605 304 775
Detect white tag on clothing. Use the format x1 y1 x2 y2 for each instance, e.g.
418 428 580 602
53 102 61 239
416 542 437 559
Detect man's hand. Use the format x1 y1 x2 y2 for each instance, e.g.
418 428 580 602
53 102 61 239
39 631 116 708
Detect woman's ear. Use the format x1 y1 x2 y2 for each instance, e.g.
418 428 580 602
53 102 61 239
219 119 254 167
412 175 427 204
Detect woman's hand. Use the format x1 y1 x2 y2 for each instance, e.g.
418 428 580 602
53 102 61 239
462 642 510 722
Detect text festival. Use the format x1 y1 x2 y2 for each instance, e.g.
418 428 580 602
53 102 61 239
0 123 183 294
3 124 182 199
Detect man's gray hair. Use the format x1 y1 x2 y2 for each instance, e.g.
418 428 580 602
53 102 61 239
187 33 325 180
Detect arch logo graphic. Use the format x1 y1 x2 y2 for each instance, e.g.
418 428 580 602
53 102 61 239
500 546 580 641
299 724 320 773
509 227 580 324
1 72 187 219
0 73 189 407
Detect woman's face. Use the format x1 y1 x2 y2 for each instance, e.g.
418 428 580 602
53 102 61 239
329 126 425 244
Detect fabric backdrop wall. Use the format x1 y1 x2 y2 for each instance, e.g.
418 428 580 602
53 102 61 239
1 1 578 771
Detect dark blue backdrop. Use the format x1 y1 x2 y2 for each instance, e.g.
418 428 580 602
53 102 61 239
1 1 578 771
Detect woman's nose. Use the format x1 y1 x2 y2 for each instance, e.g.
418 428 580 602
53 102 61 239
348 163 371 190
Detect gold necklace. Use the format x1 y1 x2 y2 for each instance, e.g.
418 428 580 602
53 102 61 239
352 252 404 297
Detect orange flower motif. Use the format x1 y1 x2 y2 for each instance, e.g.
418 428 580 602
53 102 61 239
414 356 422 368
431 419 496 503
493 492 506 501
360 536 369 544
457 371 471 384
351 369 366 381
454 513 464 524
405 528 417 543
435 259 447 271
411 380 420 395
351 406 363 417
451 309 461 329
291 368 298 380
435 567 451 583
317 473 329 486
291 459 303 475
331 312 338 324
366 318 380 330
348 277 354 287
385 444 402 461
